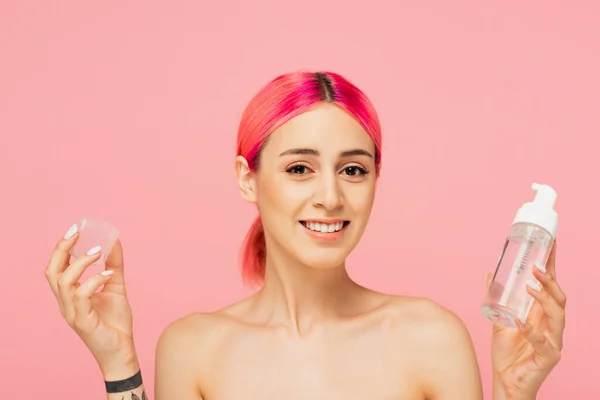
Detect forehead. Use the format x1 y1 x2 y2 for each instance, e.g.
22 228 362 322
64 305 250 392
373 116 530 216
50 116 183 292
265 104 374 153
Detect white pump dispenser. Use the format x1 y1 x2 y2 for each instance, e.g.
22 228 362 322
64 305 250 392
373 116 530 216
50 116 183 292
512 183 558 238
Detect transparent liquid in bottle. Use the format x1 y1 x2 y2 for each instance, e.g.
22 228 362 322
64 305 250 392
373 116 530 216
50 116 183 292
481 222 553 329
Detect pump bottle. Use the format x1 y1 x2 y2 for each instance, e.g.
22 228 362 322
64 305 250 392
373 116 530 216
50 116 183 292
481 183 558 329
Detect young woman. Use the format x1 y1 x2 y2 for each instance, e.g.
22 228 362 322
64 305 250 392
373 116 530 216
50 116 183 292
45 71 566 400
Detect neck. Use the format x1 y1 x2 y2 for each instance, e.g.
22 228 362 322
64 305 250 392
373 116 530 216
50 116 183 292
251 247 363 336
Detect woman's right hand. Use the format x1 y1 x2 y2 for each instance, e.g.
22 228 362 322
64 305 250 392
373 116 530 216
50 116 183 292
45 224 140 380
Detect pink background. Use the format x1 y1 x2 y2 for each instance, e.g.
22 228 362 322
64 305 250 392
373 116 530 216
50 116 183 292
1 1 598 398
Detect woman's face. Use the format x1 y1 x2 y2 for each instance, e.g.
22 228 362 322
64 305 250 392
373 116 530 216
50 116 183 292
236 103 378 270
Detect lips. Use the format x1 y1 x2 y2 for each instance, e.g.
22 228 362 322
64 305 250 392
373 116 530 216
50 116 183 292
299 220 349 243
299 220 349 233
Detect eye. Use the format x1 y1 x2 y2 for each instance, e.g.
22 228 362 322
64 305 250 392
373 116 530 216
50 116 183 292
342 165 369 176
286 163 312 175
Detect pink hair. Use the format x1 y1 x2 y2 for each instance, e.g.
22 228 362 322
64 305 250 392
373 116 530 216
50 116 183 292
236 71 383 286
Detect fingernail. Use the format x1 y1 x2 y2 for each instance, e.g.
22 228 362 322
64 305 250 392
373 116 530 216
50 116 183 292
100 270 114 277
86 245 102 256
527 279 542 292
64 224 78 240
534 262 546 273
519 315 527 324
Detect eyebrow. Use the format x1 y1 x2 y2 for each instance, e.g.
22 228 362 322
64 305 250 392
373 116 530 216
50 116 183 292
279 148 374 158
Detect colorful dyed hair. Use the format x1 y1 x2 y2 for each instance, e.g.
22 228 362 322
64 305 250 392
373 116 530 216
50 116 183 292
236 70 383 286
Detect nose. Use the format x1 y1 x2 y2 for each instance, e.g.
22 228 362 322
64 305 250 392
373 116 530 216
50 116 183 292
313 172 344 211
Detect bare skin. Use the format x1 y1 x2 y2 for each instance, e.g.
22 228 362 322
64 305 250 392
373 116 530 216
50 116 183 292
156 290 483 399
46 102 565 400
155 104 483 399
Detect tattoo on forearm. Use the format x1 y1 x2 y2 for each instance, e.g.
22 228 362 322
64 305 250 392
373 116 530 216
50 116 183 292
122 391 147 400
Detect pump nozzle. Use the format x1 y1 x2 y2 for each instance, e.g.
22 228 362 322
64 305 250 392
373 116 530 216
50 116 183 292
512 182 559 238
531 183 558 209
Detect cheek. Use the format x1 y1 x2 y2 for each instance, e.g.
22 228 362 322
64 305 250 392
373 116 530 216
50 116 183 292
258 179 311 214
344 181 376 212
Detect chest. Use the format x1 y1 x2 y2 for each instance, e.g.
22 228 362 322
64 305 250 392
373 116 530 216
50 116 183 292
202 330 424 400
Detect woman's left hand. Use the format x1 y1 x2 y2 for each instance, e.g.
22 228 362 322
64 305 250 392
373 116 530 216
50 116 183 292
488 240 566 399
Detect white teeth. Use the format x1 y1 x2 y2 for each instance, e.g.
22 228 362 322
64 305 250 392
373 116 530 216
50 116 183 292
303 221 345 233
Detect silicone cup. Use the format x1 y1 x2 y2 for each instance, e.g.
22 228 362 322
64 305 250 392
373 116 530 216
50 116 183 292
69 216 120 267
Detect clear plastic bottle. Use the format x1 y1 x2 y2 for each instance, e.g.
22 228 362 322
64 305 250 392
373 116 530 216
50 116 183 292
481 183 558 329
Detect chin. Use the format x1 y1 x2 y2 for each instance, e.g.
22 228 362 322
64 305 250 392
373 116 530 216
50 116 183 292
294 248 350 270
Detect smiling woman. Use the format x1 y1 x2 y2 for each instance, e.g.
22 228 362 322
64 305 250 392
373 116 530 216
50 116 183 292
234 71 383 286
45 70 566 400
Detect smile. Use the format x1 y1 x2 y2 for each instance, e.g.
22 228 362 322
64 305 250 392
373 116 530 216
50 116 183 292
300 220 349 233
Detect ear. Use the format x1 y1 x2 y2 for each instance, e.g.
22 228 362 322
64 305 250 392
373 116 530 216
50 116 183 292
235 155 257 203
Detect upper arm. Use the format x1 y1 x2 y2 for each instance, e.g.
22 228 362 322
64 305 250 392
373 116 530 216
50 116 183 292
155 318 204 400
414 301 484 400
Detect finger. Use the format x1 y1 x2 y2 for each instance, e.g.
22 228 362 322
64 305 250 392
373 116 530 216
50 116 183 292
545 239 558 280
59 245 103 289
102 239 125 287
526 279 565 350
515 317 561 367
45 223 80 299
57 246 103 323
523 297 545 327
72 270 114 334
533 264 567 309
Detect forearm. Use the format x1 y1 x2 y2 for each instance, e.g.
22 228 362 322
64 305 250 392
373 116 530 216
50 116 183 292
493 392 535 400
102 358 148 400
107 383 147 400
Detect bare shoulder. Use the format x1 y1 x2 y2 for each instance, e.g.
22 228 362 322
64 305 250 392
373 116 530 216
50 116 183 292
390 296 471 339
154 310 242 399
378 295 477 358
155 293 259 356
156 308 242 364
157 312 217 351
376 294 483 399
